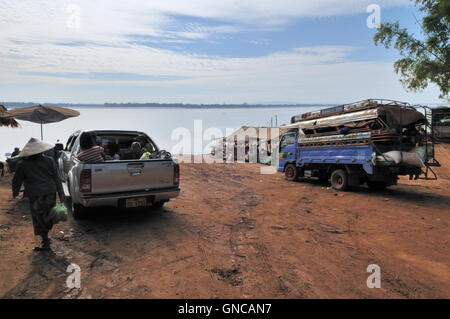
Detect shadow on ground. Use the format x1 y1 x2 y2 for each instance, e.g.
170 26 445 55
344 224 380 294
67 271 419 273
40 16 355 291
3 250 70 299
68 204 178 233
292 177 450 208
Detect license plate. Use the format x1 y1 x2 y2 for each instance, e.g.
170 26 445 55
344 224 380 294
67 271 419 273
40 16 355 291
125 197 148 208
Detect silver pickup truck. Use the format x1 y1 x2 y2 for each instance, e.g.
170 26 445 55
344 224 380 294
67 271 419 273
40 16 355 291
58 130 180 218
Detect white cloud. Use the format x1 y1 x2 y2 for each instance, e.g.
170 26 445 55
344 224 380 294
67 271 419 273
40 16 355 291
0 0 409 44
0 42 442 104
1 0 441 104
0 42 357 78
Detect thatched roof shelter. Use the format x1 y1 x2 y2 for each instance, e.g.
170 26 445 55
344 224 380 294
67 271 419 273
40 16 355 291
0 105 19 128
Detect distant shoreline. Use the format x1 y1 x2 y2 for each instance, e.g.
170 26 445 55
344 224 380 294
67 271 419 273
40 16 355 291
2 102 447 109
1 102 333 109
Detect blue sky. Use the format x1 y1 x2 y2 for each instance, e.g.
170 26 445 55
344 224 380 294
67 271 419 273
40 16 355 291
131 7 417 61
0 0 444 104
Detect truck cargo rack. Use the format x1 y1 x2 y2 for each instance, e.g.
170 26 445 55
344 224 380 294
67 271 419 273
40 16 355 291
411 104 441 180
291 98 415 123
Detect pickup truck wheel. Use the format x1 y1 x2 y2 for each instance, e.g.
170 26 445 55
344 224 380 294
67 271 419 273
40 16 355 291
152 201 165 209
367 181 388 190
331 169 349 191
72 203 86 219
284 164 299 181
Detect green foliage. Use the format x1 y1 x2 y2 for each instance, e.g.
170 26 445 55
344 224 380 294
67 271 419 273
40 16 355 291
374 0 449 100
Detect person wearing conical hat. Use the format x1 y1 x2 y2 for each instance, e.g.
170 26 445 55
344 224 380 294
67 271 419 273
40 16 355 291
12 138 65 252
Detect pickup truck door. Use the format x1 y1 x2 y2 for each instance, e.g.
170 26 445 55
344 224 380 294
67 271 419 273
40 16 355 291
59 134 78 180
278 133 297 170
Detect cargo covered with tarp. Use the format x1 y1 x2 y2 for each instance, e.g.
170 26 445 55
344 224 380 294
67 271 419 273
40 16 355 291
286 104 425 132
377 106 425 128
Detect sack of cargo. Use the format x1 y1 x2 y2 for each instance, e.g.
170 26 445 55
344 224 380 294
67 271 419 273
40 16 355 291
402 151 425 167
383 151 424 167
414 147 426 163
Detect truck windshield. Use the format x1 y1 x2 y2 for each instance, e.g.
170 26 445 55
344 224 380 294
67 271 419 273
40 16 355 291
280 134 295 151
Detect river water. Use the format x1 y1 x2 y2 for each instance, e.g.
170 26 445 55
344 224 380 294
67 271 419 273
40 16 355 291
1 106 323 161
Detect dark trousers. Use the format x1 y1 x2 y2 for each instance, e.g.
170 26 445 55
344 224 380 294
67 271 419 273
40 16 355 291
29 193 56 239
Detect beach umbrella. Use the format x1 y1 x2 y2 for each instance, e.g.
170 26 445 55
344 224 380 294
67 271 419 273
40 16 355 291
0 105 19 128
5 104 80 139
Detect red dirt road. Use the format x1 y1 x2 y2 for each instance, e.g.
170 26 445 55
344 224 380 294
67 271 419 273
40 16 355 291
0 145 449 298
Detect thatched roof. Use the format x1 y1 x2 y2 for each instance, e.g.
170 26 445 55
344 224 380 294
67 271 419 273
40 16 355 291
0 105 19 128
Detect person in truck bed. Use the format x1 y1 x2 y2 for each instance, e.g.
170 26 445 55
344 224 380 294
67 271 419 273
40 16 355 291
121 141 144 160
77 132 106 163
137 134 156 153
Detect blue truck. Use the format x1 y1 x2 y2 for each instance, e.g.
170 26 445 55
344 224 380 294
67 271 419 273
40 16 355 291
277 99 440 191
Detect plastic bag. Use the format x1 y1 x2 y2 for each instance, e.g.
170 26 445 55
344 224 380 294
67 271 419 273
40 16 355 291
140 152 151 160
45 203 68 224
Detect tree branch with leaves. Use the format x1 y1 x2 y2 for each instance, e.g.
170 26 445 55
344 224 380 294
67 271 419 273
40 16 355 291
374 0 449 100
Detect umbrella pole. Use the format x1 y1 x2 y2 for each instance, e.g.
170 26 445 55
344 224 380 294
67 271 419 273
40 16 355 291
41 123 43 140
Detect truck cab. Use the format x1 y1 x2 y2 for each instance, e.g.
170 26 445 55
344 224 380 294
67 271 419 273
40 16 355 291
278 129 299 179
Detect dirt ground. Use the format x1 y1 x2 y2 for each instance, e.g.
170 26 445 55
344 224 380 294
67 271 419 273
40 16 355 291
0 145 449 299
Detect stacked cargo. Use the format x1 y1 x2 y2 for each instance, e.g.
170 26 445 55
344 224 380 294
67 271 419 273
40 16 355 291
289 99 423 147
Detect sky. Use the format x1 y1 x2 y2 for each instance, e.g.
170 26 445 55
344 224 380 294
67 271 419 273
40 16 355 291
0 0 445 104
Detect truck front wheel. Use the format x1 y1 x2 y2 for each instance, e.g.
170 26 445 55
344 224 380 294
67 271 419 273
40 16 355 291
331 169 349 191
285 164 299 181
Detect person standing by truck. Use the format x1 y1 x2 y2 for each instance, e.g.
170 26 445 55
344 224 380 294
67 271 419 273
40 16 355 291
12 138 65 252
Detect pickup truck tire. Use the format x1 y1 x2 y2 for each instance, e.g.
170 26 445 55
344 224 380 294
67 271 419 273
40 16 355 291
152 201 166 209
285 164 299 181
71 203 86 220
331 169 349 191
366 181 388 190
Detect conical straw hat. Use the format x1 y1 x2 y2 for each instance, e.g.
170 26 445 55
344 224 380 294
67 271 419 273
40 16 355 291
15 138 55 158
